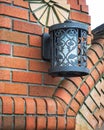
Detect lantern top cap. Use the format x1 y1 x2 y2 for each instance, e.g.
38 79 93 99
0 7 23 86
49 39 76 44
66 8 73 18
49 20 88 32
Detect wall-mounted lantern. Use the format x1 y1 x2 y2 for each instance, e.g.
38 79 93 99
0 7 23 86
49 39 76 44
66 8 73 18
24 0 89 77
42 20 89 77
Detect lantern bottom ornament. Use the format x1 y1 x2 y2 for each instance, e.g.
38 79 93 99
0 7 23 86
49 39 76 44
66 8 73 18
42 20 90 77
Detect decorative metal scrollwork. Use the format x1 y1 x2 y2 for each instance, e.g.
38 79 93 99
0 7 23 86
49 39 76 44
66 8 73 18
53 29 78 67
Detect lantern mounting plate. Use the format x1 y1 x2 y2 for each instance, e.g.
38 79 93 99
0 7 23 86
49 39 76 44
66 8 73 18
42 33 50 61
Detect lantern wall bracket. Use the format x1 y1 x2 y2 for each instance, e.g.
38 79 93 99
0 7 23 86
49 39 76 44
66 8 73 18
42 33 51 61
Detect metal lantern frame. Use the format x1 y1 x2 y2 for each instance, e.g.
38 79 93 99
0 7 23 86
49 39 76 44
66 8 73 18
42 20 89 77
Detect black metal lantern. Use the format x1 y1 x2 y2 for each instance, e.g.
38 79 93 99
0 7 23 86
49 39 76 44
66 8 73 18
42 20 89 77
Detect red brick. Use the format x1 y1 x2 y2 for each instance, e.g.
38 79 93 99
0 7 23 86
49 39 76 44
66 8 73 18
37 117 46 129
87 35 92 44
0 56 27 69
90 89 100 107
45 98 56 114
91 67 101 81
78 0 86 5
80 83 90 96
0 30 28 44
70 99 80 113
85 96 97 112
3 116 13 130
13 46 41 59
70 11 91 24
71 4 80 10
67 0 80 10
86 65 103 90
92 43 104 57
25 98 36 114
67 109 76 116
13 20 42 35
85 75 95 89
67 0 78 6
88 26 92 35
56 100 65 115
94 108 102 127
13 0 29 8
47 117 56 129
96 39 104 45
66 118 75 130
99 107 104 123
44 27 49 33
44 74 61 85
29 86 55 97
0 82 27 95
57 117 66 129
95 80 104 95
0 96 13 114
12 71 42 84
101 91 104 107
55 88 72 104
15 116 25 130
14 97 25 114
75 91 84 104
29 12 37 22
60 79 77 95
68 77 82 88
80 104 98 129
0 3 28 20
0 16 11 28
35 98 46 114
87 57 93 69
29 60 49 72
81 5 89 13
29 35 41 47
0 70 10 81
26 116 36 130
96 62 104 75
0 43 11 55
87 50 99 65
0 0 12 3
88 46 103 65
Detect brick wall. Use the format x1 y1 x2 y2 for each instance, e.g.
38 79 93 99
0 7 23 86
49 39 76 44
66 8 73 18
0 0 104 129
0 0 91 98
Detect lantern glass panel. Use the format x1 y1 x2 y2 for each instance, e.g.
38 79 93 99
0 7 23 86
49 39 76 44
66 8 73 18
53 28 78 67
